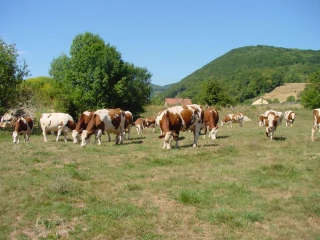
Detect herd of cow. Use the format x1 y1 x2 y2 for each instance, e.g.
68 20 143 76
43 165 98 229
4 105 320 147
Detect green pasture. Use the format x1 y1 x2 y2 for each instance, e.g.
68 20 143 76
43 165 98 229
0 105 319 239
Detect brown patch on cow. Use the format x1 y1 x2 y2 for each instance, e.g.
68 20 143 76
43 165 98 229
75 112 94 132
178 106 194 127
108 109 123 129
66 120 76 130
204 108 219 133
86 114 105 137
14 118 27 132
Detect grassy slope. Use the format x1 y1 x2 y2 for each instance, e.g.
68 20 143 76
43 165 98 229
0 104 319 239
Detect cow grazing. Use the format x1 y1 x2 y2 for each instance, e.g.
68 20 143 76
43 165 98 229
40 113 76 142
134 118 145 135
156 105 202 149
311 108 320 141
261 111 280 140
12 117 34 143
144 117 156 133
80 108 125 147
72 111 94 143
221 113 244 127
124 111 134 139
203 107 219 139
284 110 296 127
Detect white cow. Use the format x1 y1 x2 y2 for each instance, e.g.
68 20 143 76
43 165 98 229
40 113 76 142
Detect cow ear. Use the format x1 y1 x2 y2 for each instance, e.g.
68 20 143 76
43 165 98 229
159 135 165 139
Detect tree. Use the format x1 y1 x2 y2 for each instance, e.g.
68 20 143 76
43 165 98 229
301 70 320 109
50 32 152 116
200 80 235 107
0 37 30 113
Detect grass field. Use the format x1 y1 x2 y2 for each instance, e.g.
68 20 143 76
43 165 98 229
0 104 319 240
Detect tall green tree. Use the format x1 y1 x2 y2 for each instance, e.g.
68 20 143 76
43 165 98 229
200 80 234 107
301 70 320 109
50 32 152 116
0 37 30 113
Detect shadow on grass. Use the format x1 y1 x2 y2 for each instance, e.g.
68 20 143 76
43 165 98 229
273 136 287 141
122 140 144 145
217 135 230 139
202 143 219 147
127 136 146 140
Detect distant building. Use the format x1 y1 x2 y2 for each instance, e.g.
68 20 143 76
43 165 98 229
164 98 192 106
252 97 269 105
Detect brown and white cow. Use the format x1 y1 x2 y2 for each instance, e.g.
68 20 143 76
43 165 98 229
80 108 125 147
259 110 283 127
12 117 34 143
72 111 94 143
284 110 296 127
311 108 320 141
261 111 280 140
187 104 204 130
203 107 219 139
221 113 244 127
40 113 76 142
156 105 202 149
134 118 145 135
124 110 134 139
144 117 156 133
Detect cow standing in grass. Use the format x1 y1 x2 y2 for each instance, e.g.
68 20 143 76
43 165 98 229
12 117 34 143
260 111 280 141
284 110 296 127
203 107 219 140
134 118 145 135
40 113 76 142
221 113 244 127
311 108 320 141
124 111 134 139
72 111 94 144
156 105 202 149
81 108 125 147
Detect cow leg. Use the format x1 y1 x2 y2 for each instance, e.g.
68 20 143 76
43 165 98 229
42 128 48 142
56 128 63 142
192 126 200 148
96 130 102 145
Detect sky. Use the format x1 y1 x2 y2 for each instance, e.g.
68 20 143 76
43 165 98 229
1 0 320 86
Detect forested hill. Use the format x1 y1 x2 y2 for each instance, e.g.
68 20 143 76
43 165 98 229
154 45 320 103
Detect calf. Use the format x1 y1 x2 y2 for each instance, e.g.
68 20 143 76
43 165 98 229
40 113 76 142
12 117 34 143
311 108 320 141
72 111 94 143
156 105 202 149
144 117 156 133
221 113 244 127
203 107 219 139
134 118 145 135
284 110 296 127
81 108 125 147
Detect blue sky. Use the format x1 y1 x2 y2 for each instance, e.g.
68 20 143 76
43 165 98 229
1 0 319 86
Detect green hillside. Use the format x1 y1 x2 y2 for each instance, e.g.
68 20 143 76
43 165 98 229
155 45 320 103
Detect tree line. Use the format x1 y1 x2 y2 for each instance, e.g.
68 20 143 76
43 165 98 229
1 37 320 116
0 33 152 118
